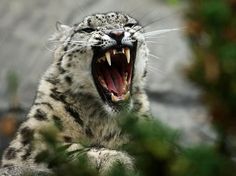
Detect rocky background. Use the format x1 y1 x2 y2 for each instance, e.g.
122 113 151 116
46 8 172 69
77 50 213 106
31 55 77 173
0 0 215 155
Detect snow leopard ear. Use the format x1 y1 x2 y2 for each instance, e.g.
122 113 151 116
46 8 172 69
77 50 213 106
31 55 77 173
49 21 72 42
55 21 71 32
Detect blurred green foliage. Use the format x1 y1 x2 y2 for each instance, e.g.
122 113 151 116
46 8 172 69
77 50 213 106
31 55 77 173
34 114 235 176
186 0 236 134
166 0 179 5
6 70 20 109
6 70 19 97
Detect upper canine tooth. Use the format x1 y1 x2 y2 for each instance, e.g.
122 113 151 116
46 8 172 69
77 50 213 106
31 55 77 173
105 51 111 66
125 48 130 63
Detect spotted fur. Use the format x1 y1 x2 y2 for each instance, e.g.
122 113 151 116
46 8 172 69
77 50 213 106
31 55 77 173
1 12 150 175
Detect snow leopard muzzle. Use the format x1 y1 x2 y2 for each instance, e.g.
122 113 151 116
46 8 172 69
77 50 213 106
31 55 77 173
91 33 137 107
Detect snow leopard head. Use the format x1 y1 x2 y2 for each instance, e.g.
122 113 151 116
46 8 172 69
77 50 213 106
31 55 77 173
51 12 149 112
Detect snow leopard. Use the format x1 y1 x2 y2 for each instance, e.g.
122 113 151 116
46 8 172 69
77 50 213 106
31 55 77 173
0 12 150 175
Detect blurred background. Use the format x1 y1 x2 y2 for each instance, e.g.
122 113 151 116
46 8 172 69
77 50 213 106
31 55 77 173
0 0 216 155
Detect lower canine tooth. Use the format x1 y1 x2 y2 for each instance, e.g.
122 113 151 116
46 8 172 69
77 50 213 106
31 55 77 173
105 51 111 66
124 72 128 79
124 91 130 100
111 93 119 102
111 92 130 102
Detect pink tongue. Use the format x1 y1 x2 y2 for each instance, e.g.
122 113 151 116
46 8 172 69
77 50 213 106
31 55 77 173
103 68 124 95
111 68 124 95
103 69 117 94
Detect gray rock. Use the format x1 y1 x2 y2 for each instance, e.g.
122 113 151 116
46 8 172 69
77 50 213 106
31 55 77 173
0 0 216 147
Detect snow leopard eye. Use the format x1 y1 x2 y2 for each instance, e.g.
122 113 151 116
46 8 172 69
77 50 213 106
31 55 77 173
79 27 95 33
124 23 137 28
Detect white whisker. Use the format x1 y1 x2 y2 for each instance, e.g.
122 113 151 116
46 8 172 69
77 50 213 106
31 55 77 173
144 28 182 37
145 35 167 39
65 45 85 54
146 41 164 44
70 40 90 43
45 40 102 55
148 53 161 60
148 63 166 75
44 45 56 53
47 40 60 44
147 65 164 75
47 40 97 47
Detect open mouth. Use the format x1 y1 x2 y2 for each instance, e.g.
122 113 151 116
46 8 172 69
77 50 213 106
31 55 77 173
92 44 137 105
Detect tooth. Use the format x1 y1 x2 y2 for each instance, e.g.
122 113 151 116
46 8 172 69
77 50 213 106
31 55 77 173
122 48 125 54
124 72 128 80
111 93 119 102
97 57 105 63
98 76 107 89
125 48 130 63
105 51 111 66
124 72 128 85
124 91 130 100
113 49 117 55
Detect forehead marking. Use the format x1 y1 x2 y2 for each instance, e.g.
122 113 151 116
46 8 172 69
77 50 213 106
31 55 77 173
79 13 137 28
87 18 92 26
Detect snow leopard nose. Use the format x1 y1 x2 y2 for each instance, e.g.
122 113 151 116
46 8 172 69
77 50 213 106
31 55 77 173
108 30 125 43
